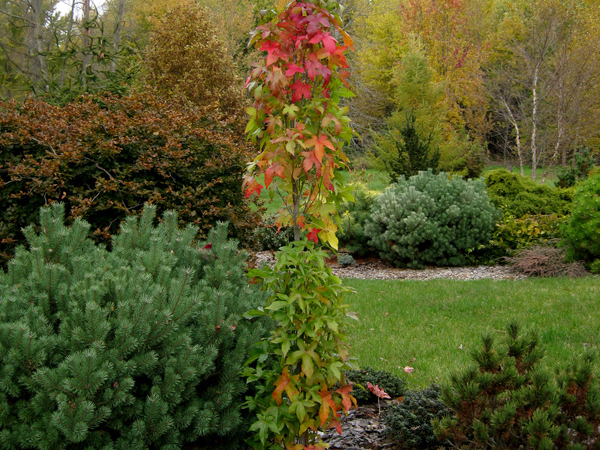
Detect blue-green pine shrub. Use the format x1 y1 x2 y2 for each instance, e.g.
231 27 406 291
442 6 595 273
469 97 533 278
337 186 377 256
365 170 500 268
0 204 270 449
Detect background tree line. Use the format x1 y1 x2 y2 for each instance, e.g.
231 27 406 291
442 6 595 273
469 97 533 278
1 0 599 180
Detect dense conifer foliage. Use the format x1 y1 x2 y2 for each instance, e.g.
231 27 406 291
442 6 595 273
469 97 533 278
0 204 270 449
366 170 499 268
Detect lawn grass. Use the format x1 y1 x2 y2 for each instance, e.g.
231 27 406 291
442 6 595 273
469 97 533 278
343 277 600 390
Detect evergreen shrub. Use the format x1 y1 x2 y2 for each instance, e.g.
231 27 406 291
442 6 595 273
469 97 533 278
556 147 596 188
564 173 600 272
337 186 376 257
0 92 261 266
384 384 451 449
251 214 294 251
365 170 499 268
434 322 600 449
344 367 407 404
0 204 270 449
484 169 572 217
490 214 567 254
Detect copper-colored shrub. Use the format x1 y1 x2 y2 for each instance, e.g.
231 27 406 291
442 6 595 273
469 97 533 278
505 244 587 278
0 91 261 265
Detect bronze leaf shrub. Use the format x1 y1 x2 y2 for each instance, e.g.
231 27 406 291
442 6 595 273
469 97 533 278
504 245 587 278
144 0 246 118
0 91 261 265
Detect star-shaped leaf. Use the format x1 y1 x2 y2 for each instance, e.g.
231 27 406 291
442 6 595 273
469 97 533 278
289 80 312 102
305 134 335 163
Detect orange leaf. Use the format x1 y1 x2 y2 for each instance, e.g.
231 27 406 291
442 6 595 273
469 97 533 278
305 134 335 163
330 418 342 435
273 367 292 406
335 384 357 412
318 386 339 426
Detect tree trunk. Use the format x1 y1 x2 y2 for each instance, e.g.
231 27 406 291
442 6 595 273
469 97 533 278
530 69 540 181
111 0 126 72
28 0 47 86
81 0 91 87
502 99 524 176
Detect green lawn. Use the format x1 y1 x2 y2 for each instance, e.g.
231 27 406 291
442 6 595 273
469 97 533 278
343 277 600 390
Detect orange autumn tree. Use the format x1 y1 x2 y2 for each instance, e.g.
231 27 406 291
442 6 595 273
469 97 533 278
243 0 355 248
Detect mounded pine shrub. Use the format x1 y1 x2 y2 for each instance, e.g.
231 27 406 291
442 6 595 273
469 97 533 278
384 384 451 449
365 170 499 268
337 186 377 257
344 367 407 405
0 92 261 266
434 322 600 449
0 204 269 449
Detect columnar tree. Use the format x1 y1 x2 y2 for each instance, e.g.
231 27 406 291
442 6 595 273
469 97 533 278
242 3 359 450
243 0 355 247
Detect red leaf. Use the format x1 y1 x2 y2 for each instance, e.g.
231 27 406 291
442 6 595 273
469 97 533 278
289 80 312 102
243 178 263 199
321 32 338 54
307 227 321 244
285 63 305 77
305 54 330 81
264 163 284 188
367 382 391 400
260 40 280 54
203 243 212 250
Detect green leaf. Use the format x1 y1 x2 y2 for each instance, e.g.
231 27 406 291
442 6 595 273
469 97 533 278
266 301 289 311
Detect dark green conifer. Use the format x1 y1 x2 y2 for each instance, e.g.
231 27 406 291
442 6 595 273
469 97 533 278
0 204 269 449
385 112 441 182
434 322 600 449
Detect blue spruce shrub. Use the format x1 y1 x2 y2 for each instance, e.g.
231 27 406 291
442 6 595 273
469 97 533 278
0 204 270 449
365 170 500 268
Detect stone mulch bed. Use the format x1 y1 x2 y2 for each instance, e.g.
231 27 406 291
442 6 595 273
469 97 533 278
250 251 526 281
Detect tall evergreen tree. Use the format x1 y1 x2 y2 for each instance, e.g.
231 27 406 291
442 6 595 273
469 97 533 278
385 112 440 181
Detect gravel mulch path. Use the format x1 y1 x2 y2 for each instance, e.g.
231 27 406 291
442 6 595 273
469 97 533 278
250 251 526 281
